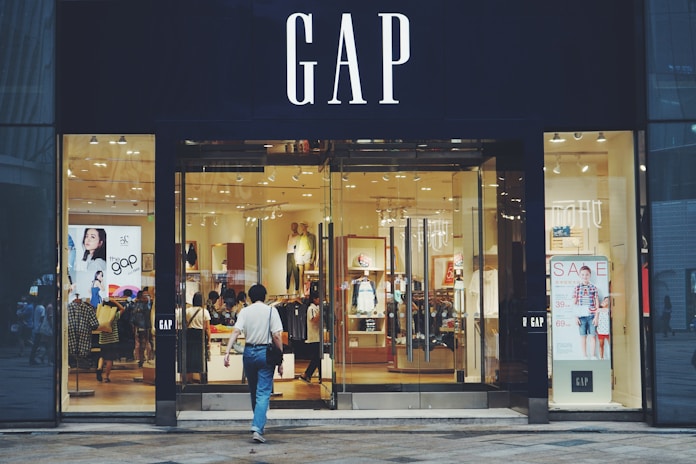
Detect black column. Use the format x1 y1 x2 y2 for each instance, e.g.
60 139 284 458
154 130 177 426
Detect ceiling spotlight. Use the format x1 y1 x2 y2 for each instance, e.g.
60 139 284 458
552 156 561 175
200 217 206 227
117 136 127 145
577 156 589 173
413 173 421 182
89 136 99 144
292 166 301 182
573 132 583 140
382 173 390 181
236 173 244 182
341 173 349 182
640 164 647 172
276 207 283 218
267 169 276 182
186 216 192 227
597 132 607 142
213 217 219 226
550 132 565 143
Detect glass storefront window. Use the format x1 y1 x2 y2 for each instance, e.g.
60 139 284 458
0 0 56 422
174 139 520 411
63 134 156 414
646 1 696 120
648 122 696 424
544 131 641 410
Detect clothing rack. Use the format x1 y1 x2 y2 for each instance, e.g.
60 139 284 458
68 296 95 397
68 356 95 397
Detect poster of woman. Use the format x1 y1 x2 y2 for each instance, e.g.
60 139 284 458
68 225 142 304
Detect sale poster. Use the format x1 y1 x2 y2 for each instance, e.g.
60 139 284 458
550 256 610 361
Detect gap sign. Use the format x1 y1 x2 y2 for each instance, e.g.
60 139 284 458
287 13 410 105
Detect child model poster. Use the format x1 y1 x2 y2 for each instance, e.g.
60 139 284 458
550 256 610 361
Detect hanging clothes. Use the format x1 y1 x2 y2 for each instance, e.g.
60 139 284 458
68 299 99 358
285 300 308 341
469 268 499 317
352 278 377 314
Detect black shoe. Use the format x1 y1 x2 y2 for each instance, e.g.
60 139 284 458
298 375 311 384
96 369 103 382
138 361 143 368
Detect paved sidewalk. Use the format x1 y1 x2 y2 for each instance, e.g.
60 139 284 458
2 414 695 463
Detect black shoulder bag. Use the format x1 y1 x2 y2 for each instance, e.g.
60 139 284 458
266 307 283 366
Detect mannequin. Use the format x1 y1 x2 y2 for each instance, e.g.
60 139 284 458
295 221 317 295
453 269 465 315
286 222 300 293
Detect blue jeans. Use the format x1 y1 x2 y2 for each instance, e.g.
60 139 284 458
243 345 275 434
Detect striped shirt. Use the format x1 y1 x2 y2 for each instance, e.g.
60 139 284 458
573 283 599 315
99 311 120 345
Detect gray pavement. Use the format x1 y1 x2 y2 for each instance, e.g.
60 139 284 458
2 413 696 463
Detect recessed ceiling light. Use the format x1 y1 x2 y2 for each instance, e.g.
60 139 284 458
550 133 565 143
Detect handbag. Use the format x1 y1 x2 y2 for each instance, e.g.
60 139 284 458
266 307 283 366
96 303 117 333
38 317 53 337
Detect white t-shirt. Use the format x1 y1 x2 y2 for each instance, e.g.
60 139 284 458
235 301 283 345
306 303 321 343
287 233 298 253
186 306 210 329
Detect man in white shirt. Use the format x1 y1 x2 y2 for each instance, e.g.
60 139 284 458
224 284 283 444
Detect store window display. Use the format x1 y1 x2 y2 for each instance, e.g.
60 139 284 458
544 130 640 409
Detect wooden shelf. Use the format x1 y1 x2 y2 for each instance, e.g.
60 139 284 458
336 236 388 363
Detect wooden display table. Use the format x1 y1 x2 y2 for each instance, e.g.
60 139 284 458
388 345 454 373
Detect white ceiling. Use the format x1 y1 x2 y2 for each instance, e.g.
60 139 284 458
65 131 616 218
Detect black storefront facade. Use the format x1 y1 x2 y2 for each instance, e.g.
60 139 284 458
5 0 696 427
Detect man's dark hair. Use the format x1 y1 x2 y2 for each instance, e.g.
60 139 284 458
248 284 267 303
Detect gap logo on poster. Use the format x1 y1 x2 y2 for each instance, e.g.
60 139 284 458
287 13 410 105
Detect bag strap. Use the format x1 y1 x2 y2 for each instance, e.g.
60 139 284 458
187 308 202 326
267 307 273 344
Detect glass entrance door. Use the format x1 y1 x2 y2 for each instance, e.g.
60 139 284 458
174 146 333 405
173 139 509 409
330 140 498 407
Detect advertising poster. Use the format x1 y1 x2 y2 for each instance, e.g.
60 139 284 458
68 225 142 305
550 256 611 362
